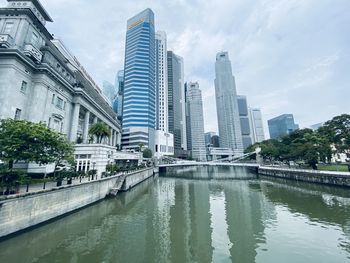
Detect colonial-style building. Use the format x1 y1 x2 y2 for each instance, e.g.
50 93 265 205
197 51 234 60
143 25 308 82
0 0 128 175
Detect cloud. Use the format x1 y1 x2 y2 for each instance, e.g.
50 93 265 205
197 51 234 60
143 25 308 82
1 0 349 137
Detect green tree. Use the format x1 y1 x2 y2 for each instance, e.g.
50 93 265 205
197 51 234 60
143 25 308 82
142 148 152 158
88 122 111 144
318 114 350 155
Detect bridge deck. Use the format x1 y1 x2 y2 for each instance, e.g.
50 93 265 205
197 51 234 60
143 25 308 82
158 162 259 168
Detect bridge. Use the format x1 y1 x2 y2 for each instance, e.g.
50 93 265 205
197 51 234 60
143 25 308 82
158 151 260 169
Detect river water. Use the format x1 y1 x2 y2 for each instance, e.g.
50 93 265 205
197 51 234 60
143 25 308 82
0 166 350 263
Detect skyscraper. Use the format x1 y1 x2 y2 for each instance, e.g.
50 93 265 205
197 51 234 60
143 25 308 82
154 31 174 157
248 108 265 144
121 9 156 150
214 52 243 156
155 31 168 132
204 132 216 146
114 70 124 120
237 95 252 150
268 114 299 139
185 82 206 161
168 51 187 157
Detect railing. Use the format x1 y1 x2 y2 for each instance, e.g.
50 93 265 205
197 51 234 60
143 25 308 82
23 44 43 62
0 34 14 48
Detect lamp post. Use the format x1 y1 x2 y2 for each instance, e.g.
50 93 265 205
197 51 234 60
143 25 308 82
92 161 96 180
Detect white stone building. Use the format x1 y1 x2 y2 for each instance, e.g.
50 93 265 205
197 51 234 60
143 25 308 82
0 0 123 175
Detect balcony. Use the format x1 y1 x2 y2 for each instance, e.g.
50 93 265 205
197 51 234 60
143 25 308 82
23 44 43 63
0 34 14 48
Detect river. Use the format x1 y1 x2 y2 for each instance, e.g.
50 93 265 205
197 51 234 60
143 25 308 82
0 166 349 263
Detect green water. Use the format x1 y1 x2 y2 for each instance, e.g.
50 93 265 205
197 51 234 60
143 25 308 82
0 166 350 263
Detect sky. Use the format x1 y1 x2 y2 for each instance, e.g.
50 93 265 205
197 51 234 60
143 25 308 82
3 0 349 137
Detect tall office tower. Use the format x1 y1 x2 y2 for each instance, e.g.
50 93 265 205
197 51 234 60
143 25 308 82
185 82 206 161
214 51 243 156
122 9 156 150
102 81 116 106
167 51 187 157
155 31 168 132
114 70 124 120
154 31 173 158
248 108 265 144
268 114 299 139
237 95 252 150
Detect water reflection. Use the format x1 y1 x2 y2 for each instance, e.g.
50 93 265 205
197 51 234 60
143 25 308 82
0 167 349 263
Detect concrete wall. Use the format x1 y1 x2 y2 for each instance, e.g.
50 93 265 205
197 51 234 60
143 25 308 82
0 167 155 238
259 167 350 187
121 168 157 191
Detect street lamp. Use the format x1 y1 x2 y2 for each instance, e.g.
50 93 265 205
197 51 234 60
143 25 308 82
92 161 96 180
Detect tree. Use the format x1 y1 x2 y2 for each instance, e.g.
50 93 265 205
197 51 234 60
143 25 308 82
319 114 350 155
0 119 74 168
142 148 152 158
0 119 74 192
88 122 111 144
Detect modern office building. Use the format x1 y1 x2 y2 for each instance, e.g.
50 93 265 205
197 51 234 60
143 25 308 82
268 114 299 139
168 51 187 157
102 80 116 106
237 95 252 150
214 51 243 156
121 8 156 151
0 0 122 175
114 70 124 120
204 132 216 146
185 82 206 161
154 31 173 158
310 122 324 131
248 108 265 144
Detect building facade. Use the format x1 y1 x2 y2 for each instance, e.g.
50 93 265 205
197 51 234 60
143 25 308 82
121 8 156 151
0 0 122 174
0 0 120 143
185 82 206 161
204 132 216 146
114 70 124 120
167 51 187 157
248 108 265 144
268 114 299 139
214 52 243 156
237 95 252 150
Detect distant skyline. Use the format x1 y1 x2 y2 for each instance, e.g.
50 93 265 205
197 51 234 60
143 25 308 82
4 0 349 136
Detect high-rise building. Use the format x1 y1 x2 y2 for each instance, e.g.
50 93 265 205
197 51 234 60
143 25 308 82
155 31 168 132
268 114 299 139
204 132 216 146
121 9 156 150
214 51 243 156
154 31 173 158
237 96 252 150
168 51 187 157
185 82 206 161
102 81 116 106
248 108 265 144
114 70 124 120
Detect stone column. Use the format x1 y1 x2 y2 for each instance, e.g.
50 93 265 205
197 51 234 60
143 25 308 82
93 116 98 124
70 103 80 142
109 127 113 146
113 130 117 147
83 110 90 143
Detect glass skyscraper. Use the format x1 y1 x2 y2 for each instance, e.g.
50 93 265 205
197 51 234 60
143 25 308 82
237 95 252 150
214 51 243 156
121 9 156 150
268 114 299 139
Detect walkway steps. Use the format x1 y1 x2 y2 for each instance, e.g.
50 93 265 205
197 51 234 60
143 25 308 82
108 174 127 196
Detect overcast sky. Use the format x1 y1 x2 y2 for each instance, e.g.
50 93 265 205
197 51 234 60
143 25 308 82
3 0 349 136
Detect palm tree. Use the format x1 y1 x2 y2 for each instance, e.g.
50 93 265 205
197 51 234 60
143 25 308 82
88 122 111 144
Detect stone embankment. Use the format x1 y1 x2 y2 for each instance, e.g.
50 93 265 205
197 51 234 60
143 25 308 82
258 166 350 187
0 167 157 239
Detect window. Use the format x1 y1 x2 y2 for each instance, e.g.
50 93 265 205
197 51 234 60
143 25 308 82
20 81 27 93
14 108 21 120
3 22 14 34
56 97 64 109
51 94 55 104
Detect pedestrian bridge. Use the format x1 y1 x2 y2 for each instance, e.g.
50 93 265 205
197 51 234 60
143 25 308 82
158 162 259 168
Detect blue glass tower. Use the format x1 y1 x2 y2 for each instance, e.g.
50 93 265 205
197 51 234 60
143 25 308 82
121 9 156 150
